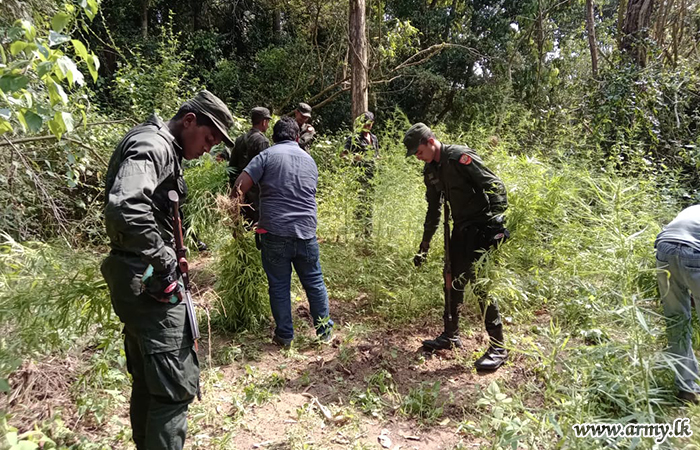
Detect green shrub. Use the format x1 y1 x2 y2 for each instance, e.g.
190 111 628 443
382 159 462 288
0 235 114 380
212 231 270 333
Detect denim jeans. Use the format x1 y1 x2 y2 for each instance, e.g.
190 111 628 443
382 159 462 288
656 241 700 393
260 233 333 341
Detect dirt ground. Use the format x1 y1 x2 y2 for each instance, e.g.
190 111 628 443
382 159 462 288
3 262 539 450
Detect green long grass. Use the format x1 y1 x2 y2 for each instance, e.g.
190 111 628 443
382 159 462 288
2 112 700 449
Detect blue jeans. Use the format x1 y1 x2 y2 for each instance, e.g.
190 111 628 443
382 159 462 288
260 233 333 341
656 241 700 393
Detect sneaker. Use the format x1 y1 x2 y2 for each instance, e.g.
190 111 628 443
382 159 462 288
272 334 293 348
474 346 508 371
677 390 699 405
317 330 334 344
422 333 462 351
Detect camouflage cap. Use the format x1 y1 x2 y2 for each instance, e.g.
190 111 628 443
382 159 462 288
251 106 272 122
403 122 433 157
361 111 375 123
297 102 312 118
184 90 235 146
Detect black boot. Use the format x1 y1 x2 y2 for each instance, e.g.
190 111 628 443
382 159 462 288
422 332 462 351
475 326 508 371
677 390 699 405
423 304 461 351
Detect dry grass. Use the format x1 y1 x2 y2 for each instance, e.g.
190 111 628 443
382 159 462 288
3 356 81 428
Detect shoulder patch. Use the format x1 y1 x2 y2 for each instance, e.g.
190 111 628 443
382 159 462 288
459 154 472 165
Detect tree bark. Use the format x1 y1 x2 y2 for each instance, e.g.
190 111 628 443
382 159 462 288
349 0 368 120
621 0 655 66
141 0 149 39
273 7 282 41
586 0 598 77
536 0 544 88
442 0 458 40
191 0 202 31
617 0 628 48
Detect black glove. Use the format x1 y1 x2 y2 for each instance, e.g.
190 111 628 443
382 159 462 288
485 216 509 246
144 265 181 303
413 241 430 267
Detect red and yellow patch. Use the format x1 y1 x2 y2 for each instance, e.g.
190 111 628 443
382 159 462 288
459 154 472 165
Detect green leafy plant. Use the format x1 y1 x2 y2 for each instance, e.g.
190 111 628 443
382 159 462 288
213 232 270 333
1 418 56 450
0 2 99 138
400 381 444 423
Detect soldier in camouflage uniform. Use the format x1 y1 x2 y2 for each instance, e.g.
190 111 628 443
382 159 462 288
228 107 272 223
101 91 234 450
343 111 379 235
295 102 315 152
404 123 510 371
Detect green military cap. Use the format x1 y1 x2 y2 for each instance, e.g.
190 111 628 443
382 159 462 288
403 122 433 157
297 102 312 118
184 90 235 146
251 107 272 122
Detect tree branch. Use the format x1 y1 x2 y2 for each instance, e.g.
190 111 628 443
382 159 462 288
311 86 351 110
392 43 482 73
2 135 71 240
86 118 137 127
281 77 351 116
0 135 108 167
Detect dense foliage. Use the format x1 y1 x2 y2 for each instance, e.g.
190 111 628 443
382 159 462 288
1 0 700 449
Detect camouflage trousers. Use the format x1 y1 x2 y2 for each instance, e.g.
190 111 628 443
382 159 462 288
101 253 199 450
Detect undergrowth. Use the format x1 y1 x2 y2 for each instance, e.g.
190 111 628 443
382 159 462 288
2 112 700 449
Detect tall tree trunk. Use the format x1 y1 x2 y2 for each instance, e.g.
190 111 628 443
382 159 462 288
141 0 149 39
617 0 628 48
653 0 672 46
621 0 655 66
672 0 686 67
349 0 368 120
442 0 458 40
191 0 202 31
536 0 544 89
273 1 282 43
586 0 598 77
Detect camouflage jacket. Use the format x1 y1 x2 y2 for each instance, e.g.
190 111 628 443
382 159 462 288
103 114 184 272
298 122 315 151
422 144 508 243
228 128 270 184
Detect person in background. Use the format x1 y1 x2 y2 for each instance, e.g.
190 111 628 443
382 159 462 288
294 102 315 152
343 111 379 236
228 107 272 223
